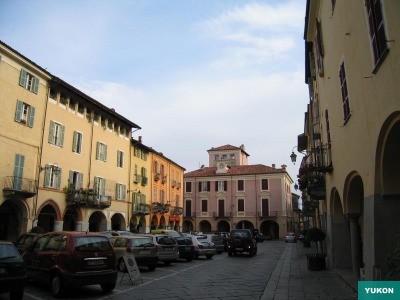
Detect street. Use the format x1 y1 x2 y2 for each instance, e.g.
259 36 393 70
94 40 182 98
3 240 356 300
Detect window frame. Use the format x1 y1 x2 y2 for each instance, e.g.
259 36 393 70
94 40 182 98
237 180 244 191
339 61 351 123
48 120 65 147
96 142 107 162
116 183 126 200
44 164 62 189
15 100 35 127
117 150 124 168
19 69 39 94
72 131 83 154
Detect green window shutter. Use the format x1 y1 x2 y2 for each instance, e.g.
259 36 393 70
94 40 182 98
94 176 98 193
122 185 126 200
72 131 78 152
104 144 107 161
96 142 100 160
78 173 83 189
19 69 27 87
44 165 51 187
49 121 55 144
13 154 24 190
68 170 74 186
28 106 35 127
56 168 62 189
59 125 65 147
33 77 39 94
15 100 23 122
117 151 121 167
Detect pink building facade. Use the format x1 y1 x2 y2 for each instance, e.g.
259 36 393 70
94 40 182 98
183 145 294 238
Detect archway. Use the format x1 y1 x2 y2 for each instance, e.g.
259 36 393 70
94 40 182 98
217 220 230 232
199 220 211 233
88 211 107 232
182 220 193 233
37 204 57 233
63 206 79 231
150 215 158 230
111 213 126 230
0 199 28 241
260 220 279 239
236 220 254 230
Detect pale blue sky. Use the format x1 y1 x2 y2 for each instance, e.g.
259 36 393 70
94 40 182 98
1 0 308 188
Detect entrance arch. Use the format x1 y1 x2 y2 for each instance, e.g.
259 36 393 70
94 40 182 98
182 220 193 232
260 220 279 239
63 206 80 231
199 220 211 233
217 220 230 232
37 201 61 233
111 213 126 230
88 211 107 232
0 199 29 241
235 220 254 230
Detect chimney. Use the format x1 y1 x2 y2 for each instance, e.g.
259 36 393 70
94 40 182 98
272 164 275 168
138 136 142 143
281 164 287 170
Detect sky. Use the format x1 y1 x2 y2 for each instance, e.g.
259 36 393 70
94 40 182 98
1 0 308 192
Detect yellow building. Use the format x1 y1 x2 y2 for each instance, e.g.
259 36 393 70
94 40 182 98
150 150 185 231
299 0 400 283
0 41 51 241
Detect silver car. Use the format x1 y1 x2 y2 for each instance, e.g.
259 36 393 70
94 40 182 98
147 234 179 265
189 235 216 259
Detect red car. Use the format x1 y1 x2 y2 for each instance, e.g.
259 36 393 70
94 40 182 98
23 231 117 297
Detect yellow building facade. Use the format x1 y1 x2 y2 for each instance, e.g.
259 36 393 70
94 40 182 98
300 0 400 283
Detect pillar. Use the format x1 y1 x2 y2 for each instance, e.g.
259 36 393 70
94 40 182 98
346 213 361 279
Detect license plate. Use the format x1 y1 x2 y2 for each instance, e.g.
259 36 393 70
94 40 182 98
139 250 150 255
0 268 7 275
164 248 172 251
236 248 243 251
185 247 192 251
87 259 104 266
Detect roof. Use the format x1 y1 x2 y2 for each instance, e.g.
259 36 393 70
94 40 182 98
207 144 250 157
184 164 287 177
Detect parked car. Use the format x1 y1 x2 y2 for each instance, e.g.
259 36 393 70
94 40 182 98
173 236 196 261
23 231 117 297
99 230 135 238
0 241 27 300
285 232 297 243
214 232 230 251
14 232 41 254
148 234 179 265
111 235 158 271
227 229 257 257
150 229 182 237
189 235 216 259
204 234 225 254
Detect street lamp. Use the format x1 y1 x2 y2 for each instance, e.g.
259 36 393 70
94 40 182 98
290 146 308 164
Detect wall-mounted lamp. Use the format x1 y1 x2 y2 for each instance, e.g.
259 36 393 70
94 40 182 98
290 146 307 164
294 183 299 190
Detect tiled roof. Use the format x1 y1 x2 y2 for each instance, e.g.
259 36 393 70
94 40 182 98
207 144 241 151
184 164 286 177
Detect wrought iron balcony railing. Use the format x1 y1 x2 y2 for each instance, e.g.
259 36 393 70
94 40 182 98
3 176 37 199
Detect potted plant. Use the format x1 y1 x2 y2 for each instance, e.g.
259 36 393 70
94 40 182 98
305 227 326 270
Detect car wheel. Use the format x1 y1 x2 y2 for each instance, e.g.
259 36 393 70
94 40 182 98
206 254 213 259
101 282 116 293
10 290 24 300
148 265 156 271
118 258 127 272
164 261 172 266
51 274 64 298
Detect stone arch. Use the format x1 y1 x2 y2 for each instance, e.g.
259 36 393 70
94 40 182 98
235 220 254 230
373 113 400 277
0 199 30 241
199 220 212 233
88 210 107 232
343 171 364 215
110 212 126 231
182 220 194 232
62 206 81 231
260 220 279 239
216 220 230 232
151 215 158 230
37 199 62 221
36 200 62 233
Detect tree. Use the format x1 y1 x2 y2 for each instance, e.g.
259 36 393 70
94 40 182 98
306 227 326 254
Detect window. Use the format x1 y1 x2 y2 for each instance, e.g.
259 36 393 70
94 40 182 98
19 69 39 93
237 180 244 191
199 181 210 192
366 0 388 70
222 154 227 159
237 199 245 212
44 164 62 189
117 150 124 168
94 177 106 196
261 179 269 190
13 154 25 190
141 167 147 185
15 100 35 127
116 183 126 200
230 154 235 159
48 121 65 147
160 190 165 203
216 181 227 192
96 142 107 162
141 150 147 161
49 88 57 100
315 20 324 77
185 200 192 217
262 198 269 217
185 182 192 193
153 187 157 202
201 199 208 212
68 171 83 189
60 93 67 106
339 62 351 122
72 131 82 154
214 155 219 161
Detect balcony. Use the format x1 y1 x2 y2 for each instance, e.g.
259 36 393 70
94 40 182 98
161 175 167 184
310 144 333 173
3 176 37 199
171 206 183 215
154 173 160 181
133 174 142 183
151 202 170 213
176 182 181 189
257 211 287 218
132 203 151 215
65 188 111 208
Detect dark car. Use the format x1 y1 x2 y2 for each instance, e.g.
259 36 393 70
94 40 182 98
14 232 40 254
205 234 225 254
173 236 196 261
227 229 257 257
111 235 158 271
0 241 27 300
23 231 117 297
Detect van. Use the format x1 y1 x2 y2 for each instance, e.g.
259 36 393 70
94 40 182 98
150 229 182 237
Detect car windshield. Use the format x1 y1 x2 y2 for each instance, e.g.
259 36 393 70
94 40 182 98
131 237 153 247
156 236 176 245
0 244 21 260
118 231 135 236
175 237 192 245
231 231 250 238
74 236 111 252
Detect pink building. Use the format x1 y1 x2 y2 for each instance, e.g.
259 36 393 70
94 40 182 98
183 145 294 238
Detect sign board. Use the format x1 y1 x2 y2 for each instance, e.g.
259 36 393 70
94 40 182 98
120 255 142 285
